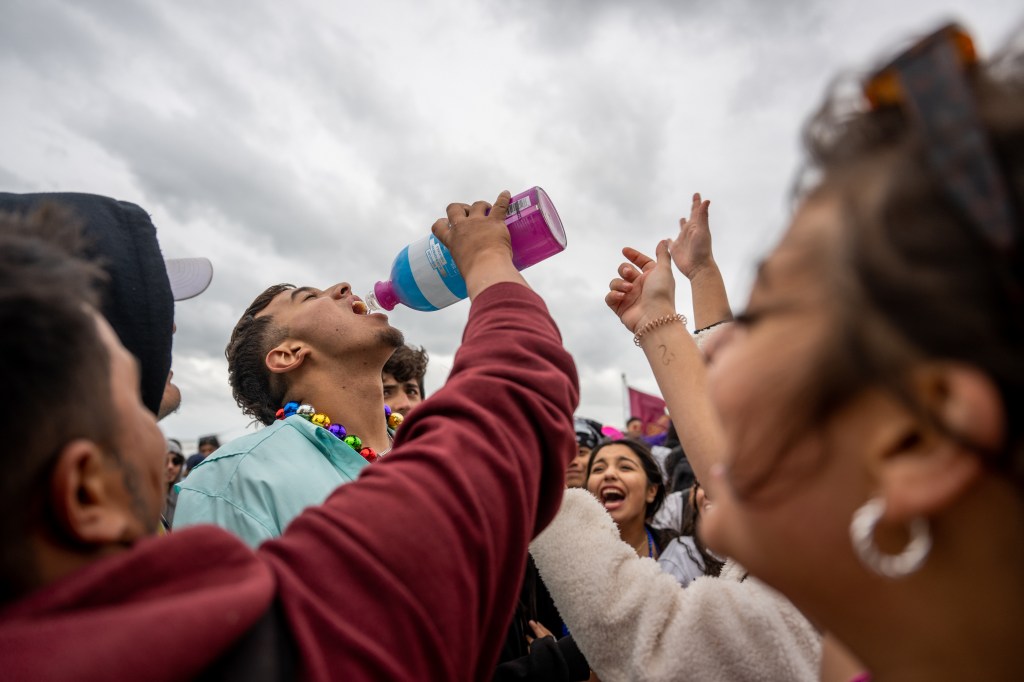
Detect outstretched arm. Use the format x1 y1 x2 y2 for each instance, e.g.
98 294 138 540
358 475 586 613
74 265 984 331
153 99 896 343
669 192 733 330
606 240 726 487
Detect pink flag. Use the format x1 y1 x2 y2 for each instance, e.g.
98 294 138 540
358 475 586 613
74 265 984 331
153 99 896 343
627 386 668 436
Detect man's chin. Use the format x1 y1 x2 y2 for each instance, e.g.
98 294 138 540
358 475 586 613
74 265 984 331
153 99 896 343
378 326 405 349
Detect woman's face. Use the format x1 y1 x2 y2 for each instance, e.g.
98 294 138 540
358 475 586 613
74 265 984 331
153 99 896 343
166 452 183 484
700 198 883 607
587 443 657 529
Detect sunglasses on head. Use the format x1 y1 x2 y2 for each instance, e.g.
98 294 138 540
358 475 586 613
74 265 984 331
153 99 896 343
863 23 1018 256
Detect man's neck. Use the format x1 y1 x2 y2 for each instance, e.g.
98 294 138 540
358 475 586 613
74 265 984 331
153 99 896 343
288 365 391 453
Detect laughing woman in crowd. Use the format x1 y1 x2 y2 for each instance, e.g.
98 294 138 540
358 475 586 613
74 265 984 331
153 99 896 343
585 439 677 564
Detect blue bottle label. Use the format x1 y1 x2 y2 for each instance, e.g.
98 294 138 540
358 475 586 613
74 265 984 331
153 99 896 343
396 235 468 310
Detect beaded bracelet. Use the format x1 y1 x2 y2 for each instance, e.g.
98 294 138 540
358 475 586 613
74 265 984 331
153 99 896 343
633 313 688 346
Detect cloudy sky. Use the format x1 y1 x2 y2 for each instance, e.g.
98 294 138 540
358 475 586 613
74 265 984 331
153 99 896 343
1 0 1017 451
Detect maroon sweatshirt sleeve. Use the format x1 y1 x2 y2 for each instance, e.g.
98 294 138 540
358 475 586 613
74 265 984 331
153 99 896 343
259 282 579 681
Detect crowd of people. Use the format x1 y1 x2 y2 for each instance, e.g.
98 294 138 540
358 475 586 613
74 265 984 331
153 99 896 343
0 18 1022 681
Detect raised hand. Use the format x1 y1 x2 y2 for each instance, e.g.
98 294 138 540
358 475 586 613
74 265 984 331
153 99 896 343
605 240 677 335
525 619 555 648
669 193 715 280
431 191 527 299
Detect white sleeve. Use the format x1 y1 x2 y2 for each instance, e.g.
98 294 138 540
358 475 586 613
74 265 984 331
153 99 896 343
530 489 821 682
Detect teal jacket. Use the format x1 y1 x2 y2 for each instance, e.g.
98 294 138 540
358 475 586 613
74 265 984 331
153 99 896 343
173 415 369 547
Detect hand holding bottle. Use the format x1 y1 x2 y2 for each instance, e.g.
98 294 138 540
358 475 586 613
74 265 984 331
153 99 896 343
366 187 565 312
431 191 527 300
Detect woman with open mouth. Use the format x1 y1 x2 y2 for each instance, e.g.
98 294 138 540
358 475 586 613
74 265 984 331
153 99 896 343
585 438 676 562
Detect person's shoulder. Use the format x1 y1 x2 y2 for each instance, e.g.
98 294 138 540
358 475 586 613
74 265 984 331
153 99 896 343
179 423 295 491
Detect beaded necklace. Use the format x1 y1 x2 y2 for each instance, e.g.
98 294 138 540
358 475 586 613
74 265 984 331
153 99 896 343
276 401 403 463
645 527 656 559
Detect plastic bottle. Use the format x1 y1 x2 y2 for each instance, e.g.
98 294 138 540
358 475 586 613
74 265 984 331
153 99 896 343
364 187 566 312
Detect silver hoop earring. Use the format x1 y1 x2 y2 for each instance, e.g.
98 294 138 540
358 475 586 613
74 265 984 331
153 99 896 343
849 497 931 579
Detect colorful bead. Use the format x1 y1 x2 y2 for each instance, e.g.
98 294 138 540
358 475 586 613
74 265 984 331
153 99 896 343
279 402 392 461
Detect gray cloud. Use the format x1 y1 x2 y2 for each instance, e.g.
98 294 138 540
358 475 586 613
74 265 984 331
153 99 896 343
3 0 1018 441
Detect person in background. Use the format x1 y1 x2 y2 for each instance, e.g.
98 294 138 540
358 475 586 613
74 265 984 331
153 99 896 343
184 434 220 473
586 439 677 563
382 344 429 417
656 480 724 587
567 417 602 489
625 416 643 437
162 438 185 529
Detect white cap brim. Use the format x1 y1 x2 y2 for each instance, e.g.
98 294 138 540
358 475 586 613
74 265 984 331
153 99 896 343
165 257 213 301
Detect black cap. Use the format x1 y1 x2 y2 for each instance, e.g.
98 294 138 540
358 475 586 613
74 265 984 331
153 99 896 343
0 192 173 416
574 416 603 450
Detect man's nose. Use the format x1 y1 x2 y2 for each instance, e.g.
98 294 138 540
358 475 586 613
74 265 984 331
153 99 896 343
326 282 352 300
391 393 411 416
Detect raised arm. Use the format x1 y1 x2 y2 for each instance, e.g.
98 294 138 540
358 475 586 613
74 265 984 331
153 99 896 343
606 240 726 487
260 192 579 681
669 192 733 330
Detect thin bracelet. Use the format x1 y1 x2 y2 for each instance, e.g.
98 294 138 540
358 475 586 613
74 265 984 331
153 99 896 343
633 313 688 346
693 319 730 335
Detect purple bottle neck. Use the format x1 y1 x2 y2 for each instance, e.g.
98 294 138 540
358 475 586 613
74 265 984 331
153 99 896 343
372 280 400 311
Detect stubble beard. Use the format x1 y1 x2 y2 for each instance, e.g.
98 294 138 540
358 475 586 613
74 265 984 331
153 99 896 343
377 325 405 350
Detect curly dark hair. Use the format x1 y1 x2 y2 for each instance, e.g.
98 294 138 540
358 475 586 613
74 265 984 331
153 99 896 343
225 284 292 425
383 344 429 396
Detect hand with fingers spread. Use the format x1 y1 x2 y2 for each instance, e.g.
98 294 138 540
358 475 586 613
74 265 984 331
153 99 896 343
430 191 528 300
605 240 677 334
669 193 716 280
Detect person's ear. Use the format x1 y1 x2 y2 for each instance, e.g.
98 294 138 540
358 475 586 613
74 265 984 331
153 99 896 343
646 483 658 505
266 342 308 375
875 364 1003 523
50 440 131 544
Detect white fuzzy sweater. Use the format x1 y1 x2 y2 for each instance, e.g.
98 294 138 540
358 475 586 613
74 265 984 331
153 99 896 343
530 489 821 682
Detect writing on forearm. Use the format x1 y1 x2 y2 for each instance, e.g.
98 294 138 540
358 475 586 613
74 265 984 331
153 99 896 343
658 344 675 366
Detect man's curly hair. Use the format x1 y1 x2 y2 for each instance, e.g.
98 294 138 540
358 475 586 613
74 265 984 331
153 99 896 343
225 284 293 425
